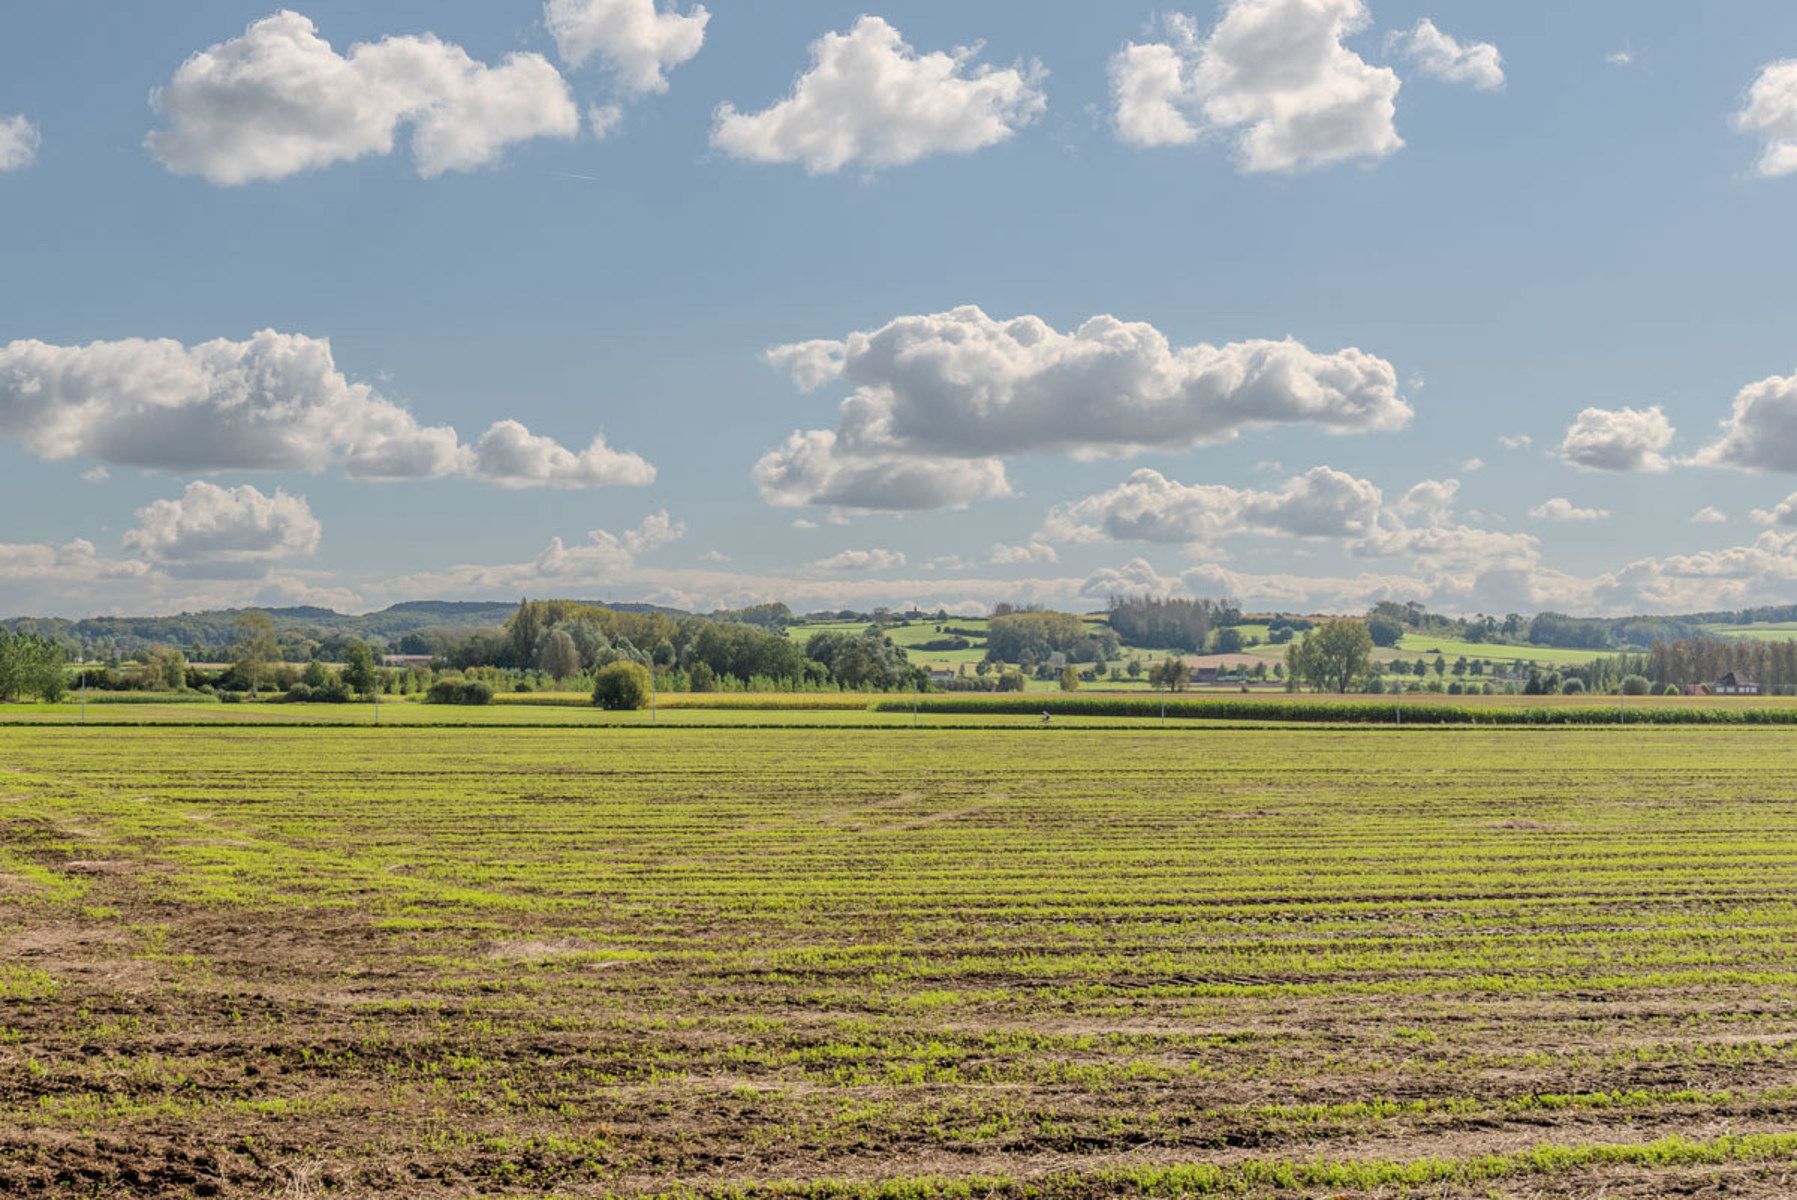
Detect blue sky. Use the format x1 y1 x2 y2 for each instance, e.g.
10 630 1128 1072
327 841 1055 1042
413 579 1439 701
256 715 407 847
4 1 1797 618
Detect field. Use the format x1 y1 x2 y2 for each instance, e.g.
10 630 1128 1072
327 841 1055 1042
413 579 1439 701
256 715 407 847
7 720 1797 1197
1387 634 1620 666
785 617 1617 677
1701 622 1797 643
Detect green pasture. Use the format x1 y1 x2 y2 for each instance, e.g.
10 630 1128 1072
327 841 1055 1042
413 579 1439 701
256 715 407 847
1701 621 1797 642
1389 633 1621 666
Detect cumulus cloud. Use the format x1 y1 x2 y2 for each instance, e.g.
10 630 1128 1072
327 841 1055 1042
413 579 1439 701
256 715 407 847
1559 405 1675 472
146 10 579 184
1530 497 1609 521
1395 477 1459 522
1735 59 1797 178
124 481 321 578
545 0 708 92
752 429 1012 512
711 15 1046 173
1693 372 1797 472
989 540 1059 566
0 539 150 589
1042 466 1385 550
1692 506 1728 525
1389 19 1503 91
472 419 655 488
0 115 40 171
812 548 907 573
375 509 683 599
1351 522 1540 574
1498 433 1532 450
754 306 1406 511
1751 494 1797 526
0 331 652 489
1109 0 1401 172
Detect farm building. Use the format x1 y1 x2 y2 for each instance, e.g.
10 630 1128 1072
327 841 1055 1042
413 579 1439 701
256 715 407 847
382 654 435 668
1712 672 1760 696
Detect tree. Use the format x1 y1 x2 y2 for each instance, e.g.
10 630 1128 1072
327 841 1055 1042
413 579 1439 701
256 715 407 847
341 640 378 695
1149 658 1191 691
1290 619 1373 693
150 647 187 690
1107 595 1235 651
0 630 67 702
1126 657 1142 679
232 613 278 695
1214 627 1246 654
302 660 330 689
507 598 544 669
1366 614 1404 648
1059 665 1080 691
1620 674 1651 696
593 661 652 710
537 629 581 682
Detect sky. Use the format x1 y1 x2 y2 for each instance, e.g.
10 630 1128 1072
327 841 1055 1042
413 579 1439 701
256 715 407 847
4 1 1797 620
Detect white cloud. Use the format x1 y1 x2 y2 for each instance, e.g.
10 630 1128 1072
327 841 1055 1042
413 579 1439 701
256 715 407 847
1042 466 1384 549
588 103 625 139
471 419 655 488
698 549 730 564
0 331 652 489
1692 505 1728 525
146 10 578 184
1530 497 1610 521
1389 19 1503 91
752 429 1012 512
1109 1 1402 173
1559 405 1675 472
124 481 321 579
1351 522 1540 573
545 0 708 93
812 547 907 573
711 15 1046 173
1498 433 1532 450
1735 59 1797 178
1751 494 1797 526
1592 531 1797 613
1606 49 1634 68
1460 456 1485 472
0 115 41 171
387 510 682 599
0 539 150 589
989 540 1059 566
1396 477 1459 522
755 306 1407 511
1693 372 1797 472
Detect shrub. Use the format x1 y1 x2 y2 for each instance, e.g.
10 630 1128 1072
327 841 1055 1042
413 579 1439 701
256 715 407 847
1561 679 1585 695
426 679 493 705
593 661 652 710
1662 683 1682 696
1619 674 1651 696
